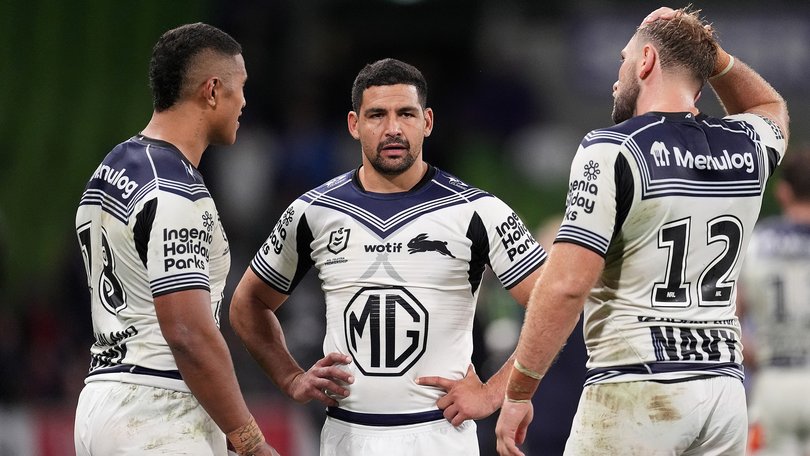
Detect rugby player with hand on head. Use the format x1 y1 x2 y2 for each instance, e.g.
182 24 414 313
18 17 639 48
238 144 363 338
495 6 788 455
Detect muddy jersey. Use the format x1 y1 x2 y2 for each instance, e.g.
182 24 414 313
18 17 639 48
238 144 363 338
75 135 230 392
740 217 810 368
556 112 787 385
251 166 546 416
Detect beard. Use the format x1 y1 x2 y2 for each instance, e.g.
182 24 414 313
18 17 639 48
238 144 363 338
368 138 416 176
611 77 640 124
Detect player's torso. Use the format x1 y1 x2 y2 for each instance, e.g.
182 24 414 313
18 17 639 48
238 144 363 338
259 168 543 413
570 113 780 382
76 137 229 389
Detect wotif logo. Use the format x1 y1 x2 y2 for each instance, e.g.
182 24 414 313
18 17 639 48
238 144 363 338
93 163 139 199
364 242 403 253
649 141 755 173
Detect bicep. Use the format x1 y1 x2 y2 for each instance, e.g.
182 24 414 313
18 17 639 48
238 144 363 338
232 268 289 313
507 265 543 307
154 289 217 343
543 243 605 299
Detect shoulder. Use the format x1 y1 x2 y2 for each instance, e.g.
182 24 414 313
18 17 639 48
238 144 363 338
431 167 493 198
299 170 355 203
581 115 663 148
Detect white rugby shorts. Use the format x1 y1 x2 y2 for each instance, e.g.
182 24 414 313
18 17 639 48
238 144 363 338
74 381 227 455
564 376 746 455
320 414 479 456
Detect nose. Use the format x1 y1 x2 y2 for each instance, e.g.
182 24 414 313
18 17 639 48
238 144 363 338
383 116 402 136
612 81 619 93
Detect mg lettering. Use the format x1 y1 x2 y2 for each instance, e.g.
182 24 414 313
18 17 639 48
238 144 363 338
344 286 428 376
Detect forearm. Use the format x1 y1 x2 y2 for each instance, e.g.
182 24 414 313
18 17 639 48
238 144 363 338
231 297 304 395
483 352 518 410
169 328 252 434
507 244 600 400
509 286 584 399
710 49 789 140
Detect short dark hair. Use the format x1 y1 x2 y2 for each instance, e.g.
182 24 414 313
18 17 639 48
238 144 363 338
781 145 810 201
149 22 242 111
351 58 428 113
637 6 717 85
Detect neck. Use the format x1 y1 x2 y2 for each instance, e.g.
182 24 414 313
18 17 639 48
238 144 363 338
636 74 700 116
359 160 427 193
140 105 208 167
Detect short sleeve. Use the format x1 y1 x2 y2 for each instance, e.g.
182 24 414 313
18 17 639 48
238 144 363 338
147 192 214 296
250 199 312 294
476 196 547 289
556 140 622 257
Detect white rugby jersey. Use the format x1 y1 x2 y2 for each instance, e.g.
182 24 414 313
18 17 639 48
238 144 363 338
75 135 230 392
251 165 546 419
556 112 787 385
740 217 810 368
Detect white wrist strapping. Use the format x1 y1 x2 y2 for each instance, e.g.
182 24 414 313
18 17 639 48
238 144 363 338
710 55 735 80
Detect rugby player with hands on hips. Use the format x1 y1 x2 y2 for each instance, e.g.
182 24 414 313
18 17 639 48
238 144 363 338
72 23 278 456
230 58 547 455
496 5 788 456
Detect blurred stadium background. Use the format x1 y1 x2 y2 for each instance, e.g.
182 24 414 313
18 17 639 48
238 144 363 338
0 0 808 454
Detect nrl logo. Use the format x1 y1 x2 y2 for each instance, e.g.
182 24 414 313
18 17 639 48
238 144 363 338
328 228 351 254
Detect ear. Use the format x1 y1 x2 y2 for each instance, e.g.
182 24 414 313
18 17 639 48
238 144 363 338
423 107 434 137
347 111 360 140
639 44 656 80
203 77 219 107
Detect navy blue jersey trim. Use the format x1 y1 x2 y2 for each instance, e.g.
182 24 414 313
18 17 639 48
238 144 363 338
151 272 209 296
87 363 183 380
584 361 744 386
250 256 292 293
500 246 547 289
326 407 444 426
557 225 610 255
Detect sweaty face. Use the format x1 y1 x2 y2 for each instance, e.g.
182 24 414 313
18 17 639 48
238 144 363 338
612 38 640 124
211 54 247 145
349 84 432 176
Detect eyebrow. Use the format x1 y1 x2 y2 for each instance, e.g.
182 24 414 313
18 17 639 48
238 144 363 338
363 106 420 115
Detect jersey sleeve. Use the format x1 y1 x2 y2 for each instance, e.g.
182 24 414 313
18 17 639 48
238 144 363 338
556 139 621 257
726 113 788 170
146 192 215 297
250 199 313 294
477 196 547 289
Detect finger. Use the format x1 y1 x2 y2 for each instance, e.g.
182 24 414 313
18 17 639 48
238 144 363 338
321 378 351 398
514 422 527 446
416 375 455 390
641 7 678 25
442 404 458 424
317 352 352 366
314 387 339 407
450 408 467 427
318 365 355 384
496 437 524 456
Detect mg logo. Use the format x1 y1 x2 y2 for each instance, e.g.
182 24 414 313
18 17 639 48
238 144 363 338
344 286 428 376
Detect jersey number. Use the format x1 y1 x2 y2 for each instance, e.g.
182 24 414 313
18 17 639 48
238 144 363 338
77 223 128 315
652 216 743 308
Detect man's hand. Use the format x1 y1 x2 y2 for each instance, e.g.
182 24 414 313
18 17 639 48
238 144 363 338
286 352 353 407
641 7 680 26
495 400 534 456
245 442 282 456
416 364 497 426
